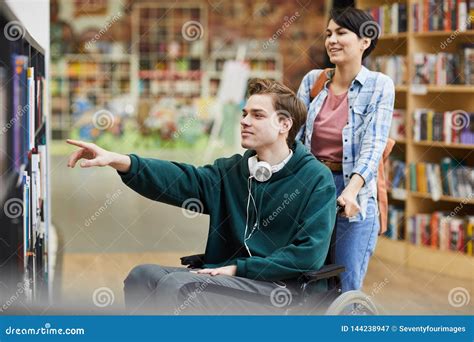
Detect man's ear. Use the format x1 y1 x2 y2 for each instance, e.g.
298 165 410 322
279 117 293 133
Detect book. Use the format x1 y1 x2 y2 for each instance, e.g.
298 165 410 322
22 171 31 268
385 205 405 240
12 55 29 171
410 212 472 254
389 109 406 140
413 109 474 144
0 67 6 182
367 3 408 34
364 56 407 86
411 159 473 198
413 52 462 85
27 67 35 151
463 45 474 85
413 0 472 31
467 217 474 255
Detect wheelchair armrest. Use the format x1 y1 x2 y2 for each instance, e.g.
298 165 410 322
180 253 205 269
300 264 345 283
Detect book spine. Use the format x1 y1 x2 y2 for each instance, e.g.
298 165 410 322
27 67 35 151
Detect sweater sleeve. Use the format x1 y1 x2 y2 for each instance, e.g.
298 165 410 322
235 183 337 281
118 154 222 214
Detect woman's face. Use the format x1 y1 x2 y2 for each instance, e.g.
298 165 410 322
325 19 369 66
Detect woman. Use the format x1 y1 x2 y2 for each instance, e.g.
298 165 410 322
297 7 395 292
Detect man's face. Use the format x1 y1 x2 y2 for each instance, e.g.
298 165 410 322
240 94 285 150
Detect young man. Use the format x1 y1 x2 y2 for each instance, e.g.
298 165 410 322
66 79 336 314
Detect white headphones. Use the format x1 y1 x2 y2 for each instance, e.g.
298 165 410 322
244 150 293 256
247 151 293 182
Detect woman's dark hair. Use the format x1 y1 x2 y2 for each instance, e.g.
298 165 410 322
328 7 379 60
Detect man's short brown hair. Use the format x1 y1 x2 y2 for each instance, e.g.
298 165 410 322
247 78 307 147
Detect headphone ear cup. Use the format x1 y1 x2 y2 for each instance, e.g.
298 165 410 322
248 155 257 179
248 156 272 182
254 161 272 182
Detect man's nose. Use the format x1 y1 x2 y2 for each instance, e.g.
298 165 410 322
241 115 251 126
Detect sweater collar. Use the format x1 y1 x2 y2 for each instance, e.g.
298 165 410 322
241 141 305 182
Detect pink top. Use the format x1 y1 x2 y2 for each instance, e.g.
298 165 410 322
310 87 348 163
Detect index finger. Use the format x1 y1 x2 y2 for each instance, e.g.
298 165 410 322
66 139 91 149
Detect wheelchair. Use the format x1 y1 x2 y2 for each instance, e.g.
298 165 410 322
180 207 379 315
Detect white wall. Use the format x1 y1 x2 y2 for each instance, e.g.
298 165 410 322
5 0 50 51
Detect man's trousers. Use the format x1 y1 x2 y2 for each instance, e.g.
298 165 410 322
123 264 301 315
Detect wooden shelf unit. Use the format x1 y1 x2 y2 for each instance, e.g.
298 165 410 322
50 54 133 140
202 50 283 98
358 0 474 281
0 1 52 303
131 2 207 100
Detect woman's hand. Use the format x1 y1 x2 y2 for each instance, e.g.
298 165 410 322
196 265 237 277
337 190 360 218
337 173 364 217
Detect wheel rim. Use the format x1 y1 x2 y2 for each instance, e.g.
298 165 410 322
325 290 378 315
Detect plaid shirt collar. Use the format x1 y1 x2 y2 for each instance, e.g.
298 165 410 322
323 65 370 90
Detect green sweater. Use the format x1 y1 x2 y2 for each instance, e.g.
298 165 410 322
118 141 336 281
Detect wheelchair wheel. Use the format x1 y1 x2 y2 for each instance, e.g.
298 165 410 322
325 290 378 315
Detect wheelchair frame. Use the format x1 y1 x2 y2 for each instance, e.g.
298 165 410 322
180 213 379 315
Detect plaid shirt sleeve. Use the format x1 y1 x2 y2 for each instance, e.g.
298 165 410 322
350 75 395 185
296 70 321 141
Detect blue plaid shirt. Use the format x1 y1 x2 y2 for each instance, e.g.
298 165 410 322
296 66 395 222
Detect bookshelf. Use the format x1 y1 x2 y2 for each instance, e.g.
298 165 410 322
50 54 133 140
0 2 51 305
202 50 283 98
131 2 207 100
358 0 474 281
